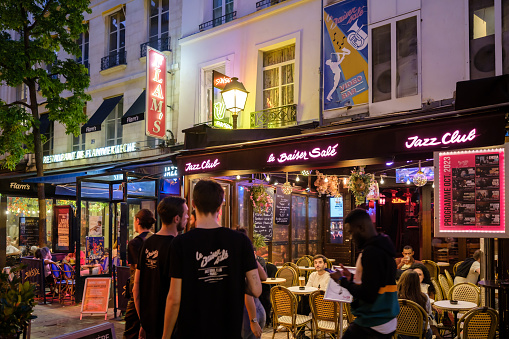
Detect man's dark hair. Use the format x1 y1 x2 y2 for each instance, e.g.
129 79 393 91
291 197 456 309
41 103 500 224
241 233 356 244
344 208 371 226
403 245 413 251
193 179 224 215
473 249 482 260
135 209 156 230
158 196 186 225
313 254 327 263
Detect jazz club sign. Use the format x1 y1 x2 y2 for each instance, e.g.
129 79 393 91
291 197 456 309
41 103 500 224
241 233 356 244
146 47 167 139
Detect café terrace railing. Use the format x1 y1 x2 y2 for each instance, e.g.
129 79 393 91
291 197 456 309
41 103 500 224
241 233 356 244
101 50 126 71
250 104 297 129
256 0 288 10
140 36 171 58
199 11 237 31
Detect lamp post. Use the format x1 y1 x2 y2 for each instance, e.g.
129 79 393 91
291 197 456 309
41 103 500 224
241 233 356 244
220 77 248 129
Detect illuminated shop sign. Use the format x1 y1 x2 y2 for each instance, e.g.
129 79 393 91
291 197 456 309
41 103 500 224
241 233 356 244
43 142 137 164
436 147 506 238
185 159 220 172
164 166 178 177
212 71 232 129
267 144 339 164
405 129 477 149
146 47 167 139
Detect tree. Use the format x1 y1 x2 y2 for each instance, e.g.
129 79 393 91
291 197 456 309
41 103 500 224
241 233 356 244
0 0 91 247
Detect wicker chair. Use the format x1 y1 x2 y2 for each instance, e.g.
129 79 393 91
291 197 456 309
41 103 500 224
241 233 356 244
326 258 333 270
422 260 439 280
431 278 444 301
456 307 498 339
296 256 312 268
276 266 298 287
61 263 76 304
49 263 65 302
438 274 451 300
448 283 480 305
283 262 301 277
270 285 312 339
310 290 348 338
452 261 463 276
395 299 429 339
444 270 454 287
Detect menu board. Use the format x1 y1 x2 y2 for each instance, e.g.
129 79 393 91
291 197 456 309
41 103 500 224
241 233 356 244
254 211 273 240
80 278 111 319
53 205 74 253
19 217 39 248
436 148 506 238
274 187 291 225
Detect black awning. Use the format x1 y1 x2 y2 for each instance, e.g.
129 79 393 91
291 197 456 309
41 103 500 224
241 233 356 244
39 113 50 134
81 95 123 134
122 90 145 125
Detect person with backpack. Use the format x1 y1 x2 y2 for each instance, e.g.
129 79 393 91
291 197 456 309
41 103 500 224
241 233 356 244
454 250 482 285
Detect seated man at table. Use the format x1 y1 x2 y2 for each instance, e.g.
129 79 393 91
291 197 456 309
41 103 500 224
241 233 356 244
307 254 330 291
396 245 420 271
454 250 481 285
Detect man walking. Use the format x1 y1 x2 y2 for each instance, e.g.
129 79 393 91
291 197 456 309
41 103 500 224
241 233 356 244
331 208 399 339
133 197 188 339
163 179 262 339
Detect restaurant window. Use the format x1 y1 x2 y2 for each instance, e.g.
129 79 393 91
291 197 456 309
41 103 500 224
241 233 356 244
77 28 89 71
263 44 295 109
109 10 126 63
237 184 249 230
79 202 111 275
149 0 169 44
43 120 54 157
105 97 123 146
291 195 307 262
72 106 86 152
213 0 234 26
371 14 418 102
200 63 226 124
308 197 319 255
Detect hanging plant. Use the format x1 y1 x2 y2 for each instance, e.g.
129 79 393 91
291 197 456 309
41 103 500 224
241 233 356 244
250 184 273 214
314 171 341 197
348 167 372 206
366 174 380 201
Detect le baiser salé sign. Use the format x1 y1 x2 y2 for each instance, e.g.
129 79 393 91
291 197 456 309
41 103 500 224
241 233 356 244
43 142 137 164
146 48 167 139
267 144 339 164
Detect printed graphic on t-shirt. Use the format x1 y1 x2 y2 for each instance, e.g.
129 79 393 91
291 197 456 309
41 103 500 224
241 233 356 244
145 248 159 269
196 249 229 283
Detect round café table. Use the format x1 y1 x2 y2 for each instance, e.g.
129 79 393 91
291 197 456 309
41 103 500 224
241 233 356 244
436 262 450 267
262 277 286 285
479 280 509 337
288 286 318 295
433 300 477 333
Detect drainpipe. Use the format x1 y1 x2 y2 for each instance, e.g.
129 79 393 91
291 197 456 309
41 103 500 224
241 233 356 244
318 0 324 127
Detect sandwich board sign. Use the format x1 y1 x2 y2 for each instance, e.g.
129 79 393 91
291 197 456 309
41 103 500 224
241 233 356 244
80 278 111 320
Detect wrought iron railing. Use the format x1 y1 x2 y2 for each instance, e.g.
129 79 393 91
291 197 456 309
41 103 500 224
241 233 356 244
101 50 126 71
250 104 297 128
256 0 287 10
199 11 236 31
140 36 171 58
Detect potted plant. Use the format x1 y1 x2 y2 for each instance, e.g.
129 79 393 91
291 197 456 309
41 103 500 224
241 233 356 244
252 231 267 251
0 265 36 339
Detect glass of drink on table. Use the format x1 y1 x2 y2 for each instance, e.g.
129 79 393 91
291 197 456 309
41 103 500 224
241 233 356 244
299 276 305 287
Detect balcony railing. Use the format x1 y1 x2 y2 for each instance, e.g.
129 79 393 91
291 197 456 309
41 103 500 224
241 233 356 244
140 36 171 58
101 50 126 71
250 104 297 129
256 0 287 10
199 11 237 31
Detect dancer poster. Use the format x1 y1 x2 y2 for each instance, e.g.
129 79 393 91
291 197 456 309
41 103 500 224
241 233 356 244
323 0 368 110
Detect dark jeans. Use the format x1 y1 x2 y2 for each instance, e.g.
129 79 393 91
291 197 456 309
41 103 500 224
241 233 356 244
123 300 140 339
343 323 395 339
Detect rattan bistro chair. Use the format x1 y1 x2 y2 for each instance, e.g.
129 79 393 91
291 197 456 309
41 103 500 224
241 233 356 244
296 256 312 268
310 290 343 338
283 262 301 276
445 269 454 287
456 307 498 339
276 266 298 287
270 286 312 339
61 263 76 304
422 260 439 280
448 283 480 306
431 278 444 301
394 299 429 339
439 274 452 300
49 263 65 302
453 261 463 276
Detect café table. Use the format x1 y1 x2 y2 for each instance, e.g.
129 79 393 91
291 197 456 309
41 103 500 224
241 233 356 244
298 266 315 272
262 277 286 285
433 300 477 333
479 280 509 338
436 262 450 267
288 286 318 295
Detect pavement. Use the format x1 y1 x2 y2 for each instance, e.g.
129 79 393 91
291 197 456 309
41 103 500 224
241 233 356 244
28 302 309 338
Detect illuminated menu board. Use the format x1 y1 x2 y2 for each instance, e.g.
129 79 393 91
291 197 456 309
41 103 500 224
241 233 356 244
435 147 507 238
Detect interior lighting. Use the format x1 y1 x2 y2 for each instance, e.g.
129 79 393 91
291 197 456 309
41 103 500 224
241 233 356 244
296 175 300 182
236 175 241 180
281 172 293 195
324 176 329 183
406 178 411 185
380 175 385 185
265 174 270 182
386 162 394 166
274 181 278 185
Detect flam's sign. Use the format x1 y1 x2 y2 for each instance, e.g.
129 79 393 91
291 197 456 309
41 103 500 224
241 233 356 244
146 47 167 139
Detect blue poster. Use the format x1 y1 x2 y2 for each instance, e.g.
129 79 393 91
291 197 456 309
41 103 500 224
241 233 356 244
86 236 104 261
323 0 368 110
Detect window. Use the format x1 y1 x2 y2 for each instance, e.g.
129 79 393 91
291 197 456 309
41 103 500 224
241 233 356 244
105 98 123 146
43 121 54 157
149 0 169 45
109 10 126 62
77 28 89 71
371 15 418 103
201 64 226 124
16 84 28 102
213 0 234 26
263 45 295 109
72 106 86 151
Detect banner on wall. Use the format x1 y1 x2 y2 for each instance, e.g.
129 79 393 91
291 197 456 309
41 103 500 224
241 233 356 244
435 146 508 238
323 0 368 111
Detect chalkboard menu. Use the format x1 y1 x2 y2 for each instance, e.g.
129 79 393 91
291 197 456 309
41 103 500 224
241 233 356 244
19 217 39 248
254 211 273 240
274 187 291 225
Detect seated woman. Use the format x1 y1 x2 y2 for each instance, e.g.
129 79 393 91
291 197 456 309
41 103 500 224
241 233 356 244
35 247 56 290
409 263 436 298
397 270 434 339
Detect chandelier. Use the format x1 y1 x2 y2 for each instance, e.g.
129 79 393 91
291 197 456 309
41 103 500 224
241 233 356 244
281 172 293 195
413 160 428 187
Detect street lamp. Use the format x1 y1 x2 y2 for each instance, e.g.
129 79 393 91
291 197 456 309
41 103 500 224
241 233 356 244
220 77 248 129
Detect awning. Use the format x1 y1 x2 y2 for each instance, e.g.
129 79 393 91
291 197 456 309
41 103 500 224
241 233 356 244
122 90 145 125
23 168 108 184
81 95 123 134
39 114 50 135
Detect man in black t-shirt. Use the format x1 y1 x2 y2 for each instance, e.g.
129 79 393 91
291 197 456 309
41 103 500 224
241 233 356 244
163 180 262 339
123 209 155 339
133 197 188 339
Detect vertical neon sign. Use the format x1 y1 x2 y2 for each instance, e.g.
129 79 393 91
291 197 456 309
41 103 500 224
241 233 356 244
146 47 167 139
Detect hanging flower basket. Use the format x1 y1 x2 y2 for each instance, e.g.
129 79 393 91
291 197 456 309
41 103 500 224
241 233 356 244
314 171 341 197
250 184 273 214
348 167 372 206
